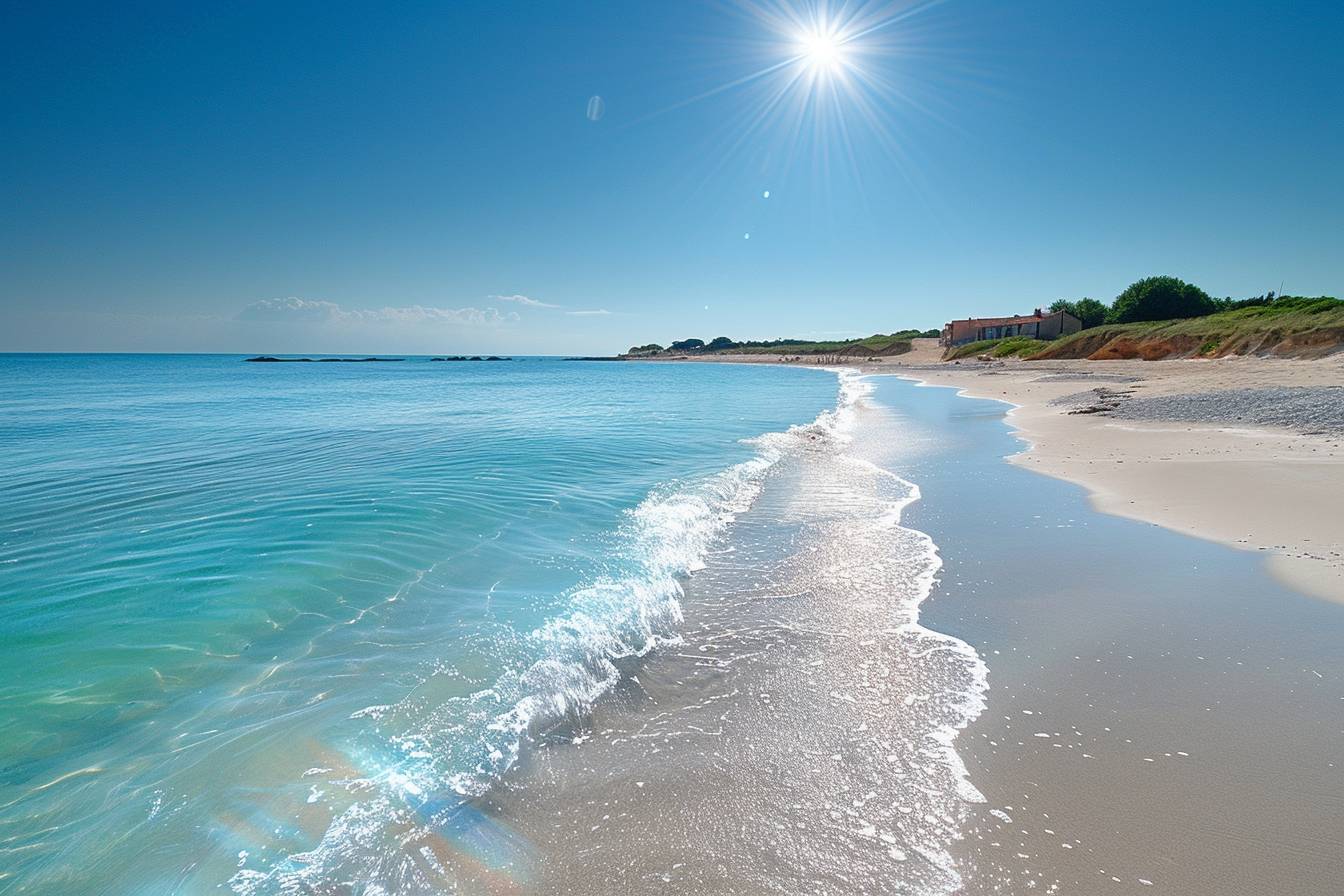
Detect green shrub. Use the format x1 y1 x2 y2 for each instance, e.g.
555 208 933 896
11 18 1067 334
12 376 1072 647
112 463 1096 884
1049 297 1109 329
943 336 1046 360
1109 276 1216 323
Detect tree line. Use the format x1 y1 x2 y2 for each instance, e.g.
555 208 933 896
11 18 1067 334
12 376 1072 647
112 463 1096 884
630 329 941 355
1049 275 1332 329
629 278 1338 355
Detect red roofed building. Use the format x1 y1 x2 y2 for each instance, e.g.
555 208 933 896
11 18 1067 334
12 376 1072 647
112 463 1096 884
940 308 1082 347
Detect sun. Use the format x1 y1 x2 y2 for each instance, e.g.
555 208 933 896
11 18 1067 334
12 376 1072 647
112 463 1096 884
800 29 845 70
631 0 940 184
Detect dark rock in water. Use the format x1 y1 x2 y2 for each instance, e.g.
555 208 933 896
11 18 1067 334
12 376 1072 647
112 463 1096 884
245 356 307 362
430 356 468 361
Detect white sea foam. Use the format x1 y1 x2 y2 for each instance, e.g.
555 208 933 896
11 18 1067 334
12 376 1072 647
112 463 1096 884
232 369 878 896
751 370 989 892
457 370 881 793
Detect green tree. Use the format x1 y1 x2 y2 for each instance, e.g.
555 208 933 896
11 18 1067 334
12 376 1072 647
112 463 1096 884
1108 276 1215 323
1049 297 1109 329
706 336 738 351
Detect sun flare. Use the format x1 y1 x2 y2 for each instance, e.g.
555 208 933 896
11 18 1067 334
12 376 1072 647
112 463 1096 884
800 30 845 70
630 0 942 185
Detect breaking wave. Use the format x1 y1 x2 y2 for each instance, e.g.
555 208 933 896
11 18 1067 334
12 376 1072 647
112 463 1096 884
232 370 875 895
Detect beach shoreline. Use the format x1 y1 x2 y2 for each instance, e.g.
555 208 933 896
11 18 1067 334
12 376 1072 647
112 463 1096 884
637 345 1344 603
881 372 1344 894
8 355 1340 894
455 369 1344 895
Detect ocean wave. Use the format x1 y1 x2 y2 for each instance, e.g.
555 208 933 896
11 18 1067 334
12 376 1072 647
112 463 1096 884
447 373 872 799
231 369 874 895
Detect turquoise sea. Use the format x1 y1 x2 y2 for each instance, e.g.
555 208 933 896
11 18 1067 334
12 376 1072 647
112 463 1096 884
9 355 1340 896
0 355 851 893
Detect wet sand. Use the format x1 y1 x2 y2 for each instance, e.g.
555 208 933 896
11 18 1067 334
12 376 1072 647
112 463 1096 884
886 377 1344 895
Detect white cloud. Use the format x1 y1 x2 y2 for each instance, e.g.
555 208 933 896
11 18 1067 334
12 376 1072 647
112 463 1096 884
238 297 518 325
565 309 612 316
238 297 344 322
490 294 559 309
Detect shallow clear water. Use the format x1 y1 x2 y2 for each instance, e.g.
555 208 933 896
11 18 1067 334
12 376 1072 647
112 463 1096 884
470 374 989 896
0 355 845 893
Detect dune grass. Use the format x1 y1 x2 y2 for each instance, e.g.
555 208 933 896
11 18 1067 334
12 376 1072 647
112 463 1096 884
943 335 1051 360
1032 296 1344 359
737 333 915 355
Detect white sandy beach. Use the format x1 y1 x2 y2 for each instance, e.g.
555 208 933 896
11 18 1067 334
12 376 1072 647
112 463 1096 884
647 342 1344 603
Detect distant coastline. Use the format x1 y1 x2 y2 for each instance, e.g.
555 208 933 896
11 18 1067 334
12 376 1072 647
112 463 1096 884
621 282 1343 363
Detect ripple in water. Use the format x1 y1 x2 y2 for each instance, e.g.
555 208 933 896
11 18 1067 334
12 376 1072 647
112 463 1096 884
0 355 840 894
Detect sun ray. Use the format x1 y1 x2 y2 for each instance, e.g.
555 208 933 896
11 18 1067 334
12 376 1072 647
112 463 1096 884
628 0 977 208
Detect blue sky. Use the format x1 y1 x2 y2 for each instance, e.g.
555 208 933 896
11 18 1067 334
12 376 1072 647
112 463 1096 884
3 0 1341 354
